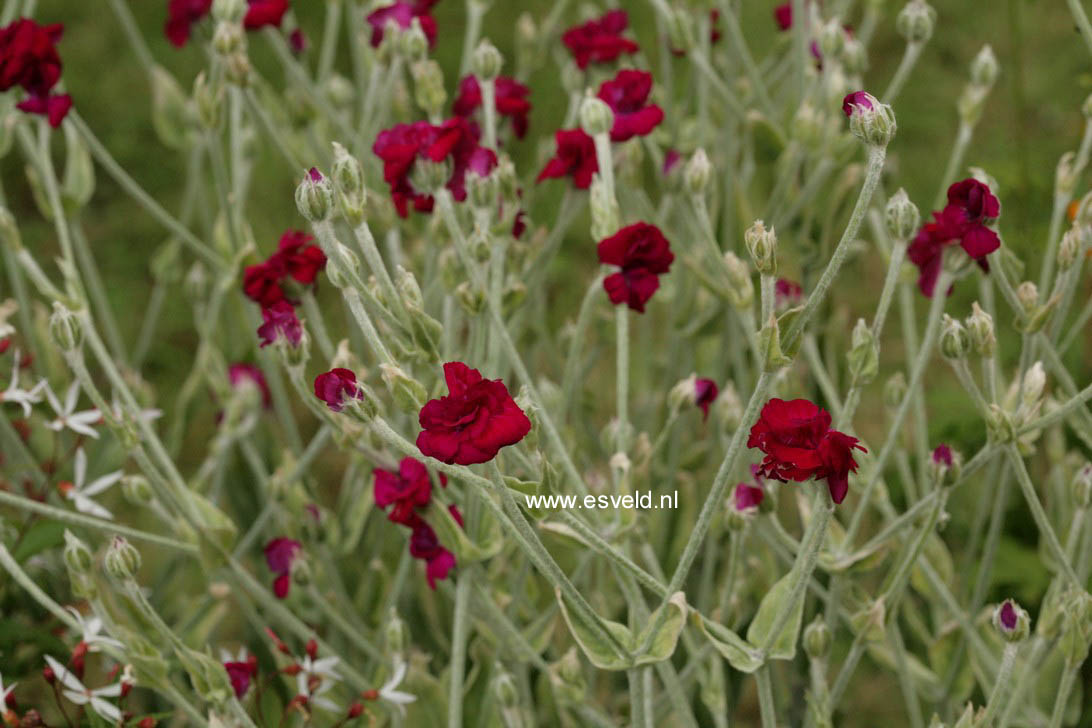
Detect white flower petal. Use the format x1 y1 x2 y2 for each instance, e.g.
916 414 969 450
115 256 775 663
44 655 86 694
73 496 113 521
74 448 87 489
89 696 122 721
82 470 122 496
92 683 122 698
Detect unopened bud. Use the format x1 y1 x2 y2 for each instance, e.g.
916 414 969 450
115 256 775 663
803 616 832 659
685 148 711 195
848 318 879 383
994 599 1030 642
0 206 22 251
455 282 485 315
884 372 908 409
818 19 846 59
493 670 518 707
843 38 869 74
63 530 93 575
969 45 999 88
472 40 503 81
104 536 141 580
939 314 970 360
121 475 154 506
722 252 755 309
295 168 334 222
744 220 778 276
409 158 451 196
193 72 224 130
843 92 896 147
1070 463 1092 508
385 611 406 655
1021 361 1046 407
965 302 995 358
212 21 244 56
929 444 962 487
212 0 245 22
715 381 743 433
896 0 936 43
331 143 366 225
396 266 424 310
885 188 920 240
668 375 698 412
400 18 429 61
411 59 447 118
986 404 1016 443
579 96 614 137
380 364 427 412
49 302 83 352
1058 226 1081 270
1015 281 1038 315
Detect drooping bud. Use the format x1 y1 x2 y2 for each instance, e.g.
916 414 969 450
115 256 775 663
104 536 142 580
885 188 920 240
63 530 93 575
744 220 778 276
993 599 1030 642
49 302 83 352
579 96 614 137
471 40 503 81
965 302 996 358
842 92 896 147
722 252 755 309
803 616 832 660
295 168 334 222
939 314 970 360
685 148 712 195
896 0 936 44
331 143 367 225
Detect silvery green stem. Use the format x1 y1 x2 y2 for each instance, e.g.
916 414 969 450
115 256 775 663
687 50 745 119
301 291 336 360
783 145 886 352
638 371 773 652
792 0 807 101
448 573 472 728
843 269 952 545
755 665 778 728
343 286 396 365
1016 371 1092 434
716 0 777 119
243 87 307 170
107 0 155 78
317 0 342 82
981 643 1020 726
881 488 948 605
351 220 410 324
882 42 925 105
628 668 648 728
760 274 775 323
1004 446 1080 584
70 113 227 270
1047 663 1079 728
888 619 925 728
933 122 973 210
459 0 486 77
481 77 499 151
1065 0 1092 56
616 305 630 453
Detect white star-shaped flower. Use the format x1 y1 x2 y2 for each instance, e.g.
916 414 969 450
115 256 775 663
44 655 121 722
1 349 46 417
296 655 342 712
60 448 123 521
379 659 416 716
45 382 102 439
65 607 123 652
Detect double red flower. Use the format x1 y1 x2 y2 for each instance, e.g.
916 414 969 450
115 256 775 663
417 362 531 465
373 117 496 217
165 0 289 48
562 9 639 69
907 179 1001 297
366 0 439 49
537 129 599 190
0 18 72 127
257 301 302 348
597 222 675 313
747 398 865 504
597 69 664 142
263 537 301 598
374 456 446 526
243 230 327 309
407 511 459 589
223 655 258 698
313 368 363 412
452 75 532 140
228 363 272 408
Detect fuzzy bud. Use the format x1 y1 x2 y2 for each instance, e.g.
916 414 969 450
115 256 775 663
844 92 897 147
380 363 427 412
986 404 1016 443
929 444 963 487
668 375 698 412
722 252 755 309
411 60 447 119
896 0 936 43
1015 281 1039 316
685 148 712 195
744 220 778 276
49 302 83 352
965 302 995 358
493 670 519 708
62 530 93 575
843 38 869 75
331 143 367 225
579 96 614 137
803 616 832 659
400 19 429 61
212 0 245 22
212 21 244 56
994 599 1030 642
969 45 999 88
939 314 970 360
104 536 141 580
885 188 920 240
1057 226 1081 270
1070 463 1092 509
385 611 406 656
884 372 907 409
295 168 334 222
848 318 879 383
818 19 846 59
471 40 503 81
1021 362 1046 407
121 475 155 506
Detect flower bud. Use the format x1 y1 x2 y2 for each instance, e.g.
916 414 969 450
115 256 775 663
939 314 970 360
49 302 83 352
295 168 334 222
212 0 245 22
455 281 485 315
471 40 503 81
884 372 907 409
400 18 429 61
685 148 712 195
722 252 755 309
929 444 962 486
896 0 936 44
1015 283 1039 324
410 158 451 196
380 363 427 412
331 143 367 225
468 168 497 212
744 220 778 276
986 403 1016 443
969 45 999 88
503 276 527 314
965 302 995 358
843 37 869 74
1070 463 1092 508
666 9 693 52
843 92 896 147
212 21 244 56
993 599 1030 642
1021 361 1046 408
63 530 93 575
792 103 826 149
104 536 141 580
1059 589 1092 665
579 96 614 137
715 381 743 433
493 669 519 708
848 318 879 383
411 59 447 117
193 72 224 130
1057 226 1081 270
818 19 846 59
669 375 698 412
385 610 406 656
885 188 920 241
121 474 155 506
803 616 832 659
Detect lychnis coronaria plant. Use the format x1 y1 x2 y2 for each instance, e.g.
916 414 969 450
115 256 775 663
1 0 1092 726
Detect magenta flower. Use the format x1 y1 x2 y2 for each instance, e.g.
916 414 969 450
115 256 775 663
452 75 532 140
0 19 73 127
366 0 439 49
256 301 302 348
561 9 639 69
999 600 1018 631
774 3 792 30
263 537 301 598
229 363 271 408
662 149 682 177
734 482 765 512
374 456 446 526
597 69 664 142
223 655 258 699
597 222 675 313
842 91 875 117
695 378 719 420
313 368 363 412
407 514 456 589
537 128 599 190
775 279 804 309
932 444 953 467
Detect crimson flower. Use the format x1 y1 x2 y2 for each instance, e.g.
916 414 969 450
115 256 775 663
907 179 1001 297
223 656 258 698
452 75 532 140
229 363 271 408
243 230 326 308
243 0 289 29
417 362 531 465
313 368 362 412
695 378 718 420
734 482 765 512
373 117 492 217
288 28 308 54
166 0 289 47
366 0 439 49
374 456 446 525
842 91 874 117
407 513 457 589
256 301 302 348
774 3 793 30
562 9 639 69
263 537 301 598
597 69 664 142
932 444 953 467
0 19 72 127
998 600 1018 631
747 398 866 504
597 222 675 313
536 129 598 189
662 149 682 177
775 278 803 309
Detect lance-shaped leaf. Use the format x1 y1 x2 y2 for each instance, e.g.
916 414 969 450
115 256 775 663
746 568 805 660
692 613 764 673
555 590 687 670
555 589 633 670
630 592 688 667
